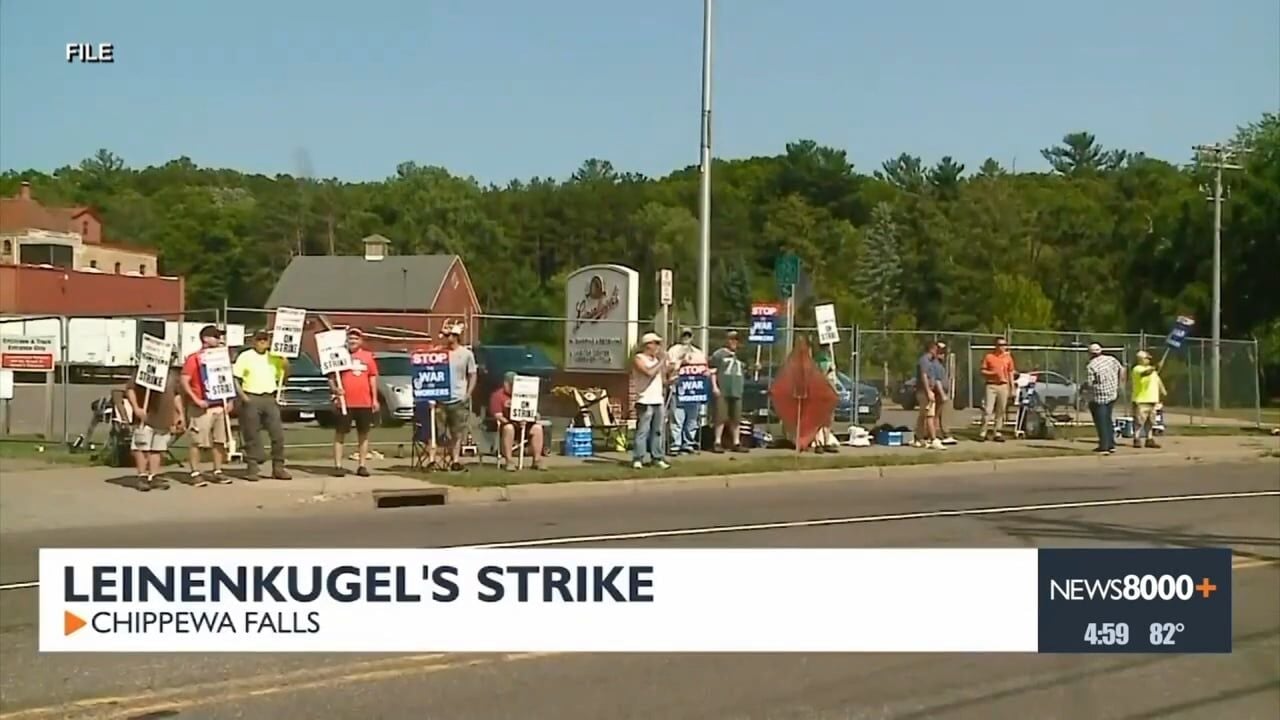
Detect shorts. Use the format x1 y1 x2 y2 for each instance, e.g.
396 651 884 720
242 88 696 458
337 407 375 434
132 425 173 453
189 406 229 448
436 402 470 437
714 395 742 425
916 391 936 418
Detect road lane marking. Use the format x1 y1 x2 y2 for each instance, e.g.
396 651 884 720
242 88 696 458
0 652 554 720
451 489 1280 548
1 489 1276 591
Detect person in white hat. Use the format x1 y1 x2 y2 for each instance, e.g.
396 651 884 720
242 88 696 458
436 320 477 472
1130 350 1166 449
631 332 671 470
666 327 707 456
1086 342 1125 454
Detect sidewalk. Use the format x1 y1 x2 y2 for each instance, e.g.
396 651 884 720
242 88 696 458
1 435 1274 534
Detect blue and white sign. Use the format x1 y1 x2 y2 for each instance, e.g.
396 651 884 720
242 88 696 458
676 363 710 404
411 350 451 402
749 303 779 344
1165 316 1195 349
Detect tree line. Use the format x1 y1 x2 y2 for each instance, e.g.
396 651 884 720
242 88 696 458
2 113 1277 394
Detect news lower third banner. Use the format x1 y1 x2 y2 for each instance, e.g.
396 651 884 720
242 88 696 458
39 548 1232 653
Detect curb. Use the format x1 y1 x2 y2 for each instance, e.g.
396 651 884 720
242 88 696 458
426 449 1274 507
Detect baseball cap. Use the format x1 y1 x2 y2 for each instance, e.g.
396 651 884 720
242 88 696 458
1136 350 1151 360
726 330 740 340
1088 342 1103 354
346 327 364 338
641 332 662 345
198 324 223 339
252 329 270 341
680 327 693 338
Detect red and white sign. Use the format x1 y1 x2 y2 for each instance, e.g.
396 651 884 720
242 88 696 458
0 336 57 371
411 350 449 365
751 303 780 317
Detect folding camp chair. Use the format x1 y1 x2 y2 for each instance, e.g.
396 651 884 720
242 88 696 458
411 403 443 471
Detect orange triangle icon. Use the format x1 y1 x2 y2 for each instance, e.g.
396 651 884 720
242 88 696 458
64 610 87 636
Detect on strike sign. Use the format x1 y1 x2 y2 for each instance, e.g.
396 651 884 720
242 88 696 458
200 347 236 402
315 330 352 375
135 335 174 392
411 351 452 402
271 308 307 358
0 336 57 371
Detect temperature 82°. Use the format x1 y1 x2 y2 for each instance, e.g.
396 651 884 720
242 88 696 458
1149 622 1185 646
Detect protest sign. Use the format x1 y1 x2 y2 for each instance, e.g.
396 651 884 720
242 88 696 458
675 363 710 404
271 307 307 358
135 335 174 394
749 304 779 344
411 350 452 402
815 304 840 346
200 347 236 402
510 375 541 422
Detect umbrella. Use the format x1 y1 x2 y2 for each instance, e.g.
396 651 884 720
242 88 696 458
769 337 838 450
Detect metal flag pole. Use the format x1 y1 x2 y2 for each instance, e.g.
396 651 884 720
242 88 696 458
696 0 713 355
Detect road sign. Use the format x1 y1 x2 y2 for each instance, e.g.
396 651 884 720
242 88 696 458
774 253 799 290
658 269 674 306
0 336 56 371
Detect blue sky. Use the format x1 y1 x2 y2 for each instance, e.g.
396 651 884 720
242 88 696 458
1 0 1276 184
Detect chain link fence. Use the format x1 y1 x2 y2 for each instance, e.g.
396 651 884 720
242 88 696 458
0 309 221 443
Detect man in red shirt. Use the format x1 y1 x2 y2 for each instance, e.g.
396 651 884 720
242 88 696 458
489 372 545 471
180 325 232 484
330 327 379 476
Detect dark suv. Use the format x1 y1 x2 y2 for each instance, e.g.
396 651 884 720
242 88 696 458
742 367 882 425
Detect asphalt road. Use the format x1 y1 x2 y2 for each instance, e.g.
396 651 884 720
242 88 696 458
0 460 1277 719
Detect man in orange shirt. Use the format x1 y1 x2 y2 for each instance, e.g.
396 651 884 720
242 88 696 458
979 337 1016 441
330 328 380 476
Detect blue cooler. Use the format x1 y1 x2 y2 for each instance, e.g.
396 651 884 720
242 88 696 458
876 430 905 447
564 427 594 457
1114 417 1135 439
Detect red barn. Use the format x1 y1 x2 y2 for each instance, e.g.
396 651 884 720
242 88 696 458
264 235 482 355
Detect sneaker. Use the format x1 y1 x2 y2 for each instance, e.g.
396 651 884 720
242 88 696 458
824 446 840 454
911 440 926 449
334 466 347 477
1133 440 1142 449
356 466 371 477
148 475 171 491
711 445 724 454
1145 440 1161 449
504 463 518 472
631 460 644 470
187 471 209 487
941 436 958 446
730 446 748 454
448 462 467 473
531 463 547 472
930 439 946 450
993 434 1006 443
656 460 671 470
134 475 152 492
208 470 232 484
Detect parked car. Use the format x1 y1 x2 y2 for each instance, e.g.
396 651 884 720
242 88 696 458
742 367 882 425
276 352 332 423
898 370 1082 412
368 352 416 425
473 345 558 418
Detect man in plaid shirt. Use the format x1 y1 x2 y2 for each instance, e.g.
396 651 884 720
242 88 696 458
1086 343 1125 454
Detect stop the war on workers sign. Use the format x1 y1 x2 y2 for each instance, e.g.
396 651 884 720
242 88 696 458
676 363 710 404
411 351 451 401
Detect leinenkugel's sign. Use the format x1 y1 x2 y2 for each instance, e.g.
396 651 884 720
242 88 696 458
564 264 640 371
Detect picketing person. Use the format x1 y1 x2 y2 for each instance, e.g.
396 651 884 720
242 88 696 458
912 341 945 450
934 340 958 445
666 327 706 455
330 327 379 476
1086 342 1126 454
631 331 670 469
1130 349 1167 449
710 330 748 454
489 371 547 471
179 324 232 484
979 337 1016 442
124 349 185 492
812 345 841 453
232 329 292 480
435 320 477 472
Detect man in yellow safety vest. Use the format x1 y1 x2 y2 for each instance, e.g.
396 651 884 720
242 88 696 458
1130 350 1167 449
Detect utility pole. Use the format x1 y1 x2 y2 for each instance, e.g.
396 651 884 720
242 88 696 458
1192 143 1243 412
696 0 713 354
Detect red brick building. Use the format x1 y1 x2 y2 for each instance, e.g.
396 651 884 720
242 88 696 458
0 182 183 315
264 235 482 354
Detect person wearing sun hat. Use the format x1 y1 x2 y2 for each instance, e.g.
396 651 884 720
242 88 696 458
665 327 706 456
631 331 671 470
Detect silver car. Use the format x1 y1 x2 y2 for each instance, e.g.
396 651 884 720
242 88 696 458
370 352 416 425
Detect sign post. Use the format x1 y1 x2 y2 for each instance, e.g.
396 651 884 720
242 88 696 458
316 330 352 415
510 375 541 469
1 335 58 438
774 254 799 357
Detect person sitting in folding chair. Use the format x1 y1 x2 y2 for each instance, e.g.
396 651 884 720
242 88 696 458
488 372 546 472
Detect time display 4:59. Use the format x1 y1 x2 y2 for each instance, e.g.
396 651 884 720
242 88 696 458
1083 622 1130 646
